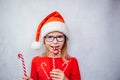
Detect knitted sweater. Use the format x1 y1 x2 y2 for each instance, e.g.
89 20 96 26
30 56 81 80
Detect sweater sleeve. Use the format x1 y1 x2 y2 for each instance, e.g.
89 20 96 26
70 58 81 80
30 57 39 80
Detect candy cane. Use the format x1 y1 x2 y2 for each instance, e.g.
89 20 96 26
52 47 60 56
52 47 60 69
41 62 50 79
18 53 27 77
62 62 68 72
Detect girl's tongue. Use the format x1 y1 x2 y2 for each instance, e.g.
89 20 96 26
52 46 60 55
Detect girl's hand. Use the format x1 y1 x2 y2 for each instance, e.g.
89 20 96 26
50 69 68 80
22 75 33 80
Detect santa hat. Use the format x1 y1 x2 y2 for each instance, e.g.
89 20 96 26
31 11 69 50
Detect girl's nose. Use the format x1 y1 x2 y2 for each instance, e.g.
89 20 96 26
52 38 58 43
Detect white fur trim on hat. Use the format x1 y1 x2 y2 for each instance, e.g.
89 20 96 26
40 21 69 40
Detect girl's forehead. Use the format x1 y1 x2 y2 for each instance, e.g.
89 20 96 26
47 31 64 35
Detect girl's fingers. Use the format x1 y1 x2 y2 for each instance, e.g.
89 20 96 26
51 69 62 73
22 75 33 80
22 76 27 79
50 69 64 80
50 69 62 76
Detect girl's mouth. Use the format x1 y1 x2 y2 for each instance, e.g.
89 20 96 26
51 46 60 53
51 46 59 49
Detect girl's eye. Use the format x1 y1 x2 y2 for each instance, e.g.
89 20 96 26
47 36 53 38
57 35 64 38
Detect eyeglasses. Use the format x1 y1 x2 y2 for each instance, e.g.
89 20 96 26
44 35 65 42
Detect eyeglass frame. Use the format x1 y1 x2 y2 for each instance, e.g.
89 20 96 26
44 35 66 42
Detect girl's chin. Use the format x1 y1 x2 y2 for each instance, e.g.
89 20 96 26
52 50 59 55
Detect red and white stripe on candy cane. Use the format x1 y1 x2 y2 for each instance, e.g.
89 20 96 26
18 53 27 77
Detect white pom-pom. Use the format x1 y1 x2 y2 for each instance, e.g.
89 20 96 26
31 41 42 50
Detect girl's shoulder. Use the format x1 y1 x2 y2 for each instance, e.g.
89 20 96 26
67 56 79 64
32 54 46 62
66 56 78 61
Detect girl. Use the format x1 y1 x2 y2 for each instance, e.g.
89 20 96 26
22 11 81 80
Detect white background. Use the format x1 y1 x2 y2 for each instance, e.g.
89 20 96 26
0 0 120 80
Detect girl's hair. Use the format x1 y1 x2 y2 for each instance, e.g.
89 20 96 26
42 35 70 61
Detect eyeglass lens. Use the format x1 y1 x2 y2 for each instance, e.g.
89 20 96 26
45 35 65 42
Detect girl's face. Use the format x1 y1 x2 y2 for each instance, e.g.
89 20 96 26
44 31 65 56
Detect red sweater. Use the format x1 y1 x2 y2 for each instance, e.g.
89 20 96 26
30 56 81 80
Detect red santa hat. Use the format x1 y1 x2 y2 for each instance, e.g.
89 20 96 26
31 11 69 50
